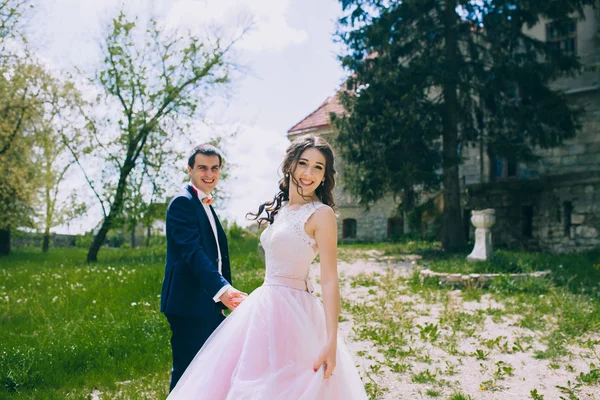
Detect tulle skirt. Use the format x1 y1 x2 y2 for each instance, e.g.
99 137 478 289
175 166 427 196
167 283 368 399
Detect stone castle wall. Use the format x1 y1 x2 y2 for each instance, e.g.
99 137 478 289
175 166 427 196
465 174 600 253
336 194 400 242
461 87 600 253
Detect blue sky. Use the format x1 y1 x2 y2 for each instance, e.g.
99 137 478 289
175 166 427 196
28 0 347 232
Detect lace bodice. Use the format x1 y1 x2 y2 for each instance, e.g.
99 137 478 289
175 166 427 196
260 202 325 283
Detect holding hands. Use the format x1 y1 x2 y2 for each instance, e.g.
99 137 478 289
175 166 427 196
219 287 248 310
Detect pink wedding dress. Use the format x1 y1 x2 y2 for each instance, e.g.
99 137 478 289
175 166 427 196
168 202 368 399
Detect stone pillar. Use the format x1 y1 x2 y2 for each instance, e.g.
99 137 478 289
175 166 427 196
467 209 496 261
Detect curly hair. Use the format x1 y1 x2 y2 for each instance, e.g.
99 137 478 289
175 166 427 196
247 134 336 226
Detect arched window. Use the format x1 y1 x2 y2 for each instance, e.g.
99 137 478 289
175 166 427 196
342 219 357 239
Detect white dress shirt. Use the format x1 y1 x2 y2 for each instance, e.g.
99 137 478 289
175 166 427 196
190 182 231 303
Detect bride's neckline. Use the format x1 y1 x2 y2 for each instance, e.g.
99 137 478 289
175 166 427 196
284 201 320 212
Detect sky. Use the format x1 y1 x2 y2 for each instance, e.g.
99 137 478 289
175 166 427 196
26 0 348 233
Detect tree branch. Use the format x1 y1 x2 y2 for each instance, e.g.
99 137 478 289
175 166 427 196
61 133 107 218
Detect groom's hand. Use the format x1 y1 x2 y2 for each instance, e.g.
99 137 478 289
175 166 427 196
219 287 248 311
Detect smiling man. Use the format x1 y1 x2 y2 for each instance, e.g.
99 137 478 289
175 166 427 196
160 143 247 391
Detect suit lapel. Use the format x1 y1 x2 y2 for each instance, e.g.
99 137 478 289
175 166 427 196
187 185 218 248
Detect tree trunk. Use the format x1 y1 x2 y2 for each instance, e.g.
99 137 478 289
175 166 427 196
441 0 466 252
130 225 136 248
87 160 135 262
42 230 50 253
0 228 10 256
145 224 151 247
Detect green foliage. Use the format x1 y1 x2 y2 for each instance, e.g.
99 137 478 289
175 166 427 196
531 388 545 399
411 369 437 384
0 62 49 234
576 363 600 385
106 231 127 248
0 1 29 52
75 233 94 248
0 2 90 256
350 272 378 288
489 275 551 295
424 248 600 296
417 322 440 342
472 349 489 360
449 394 473 400
556 380 583 400
29 71 88 251
226 221 248 240
334 0 593 251
84 10 240 262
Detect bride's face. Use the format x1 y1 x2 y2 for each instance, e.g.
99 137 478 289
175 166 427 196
290 147 326 197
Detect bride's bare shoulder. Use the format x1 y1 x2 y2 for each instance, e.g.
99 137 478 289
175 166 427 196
310 205 336 227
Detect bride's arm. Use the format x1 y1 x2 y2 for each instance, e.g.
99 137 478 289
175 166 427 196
312 206 340 379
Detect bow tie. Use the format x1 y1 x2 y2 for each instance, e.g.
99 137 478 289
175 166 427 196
190 186 214 205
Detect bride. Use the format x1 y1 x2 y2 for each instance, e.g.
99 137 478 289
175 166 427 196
167 134 368 399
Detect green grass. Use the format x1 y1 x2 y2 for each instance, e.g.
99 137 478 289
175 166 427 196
338 239 441 263
0 234 264 399
343 240 600 298
424 249 600 296
340 245 600 397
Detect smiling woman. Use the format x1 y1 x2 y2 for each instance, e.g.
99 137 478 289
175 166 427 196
167 134 367 399
247 134 336 226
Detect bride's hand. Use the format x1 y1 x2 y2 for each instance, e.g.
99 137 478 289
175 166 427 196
313 343 337 379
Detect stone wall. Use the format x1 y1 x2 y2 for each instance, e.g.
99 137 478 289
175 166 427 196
536 176 600 252
460 84 599 253
465 175 600 253
533 90 600 177
523 5 599 92
465 180 543 250
337 194 400 242
459 90 600 186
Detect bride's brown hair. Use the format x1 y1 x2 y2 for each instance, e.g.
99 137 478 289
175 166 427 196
247 134 336 226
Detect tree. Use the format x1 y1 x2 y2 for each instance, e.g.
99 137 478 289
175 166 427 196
0 0 33 158
335 0 592 251
0 1 51 256
30 74 87 252
0 61 51 255
0 0 29 53
80 12 242 262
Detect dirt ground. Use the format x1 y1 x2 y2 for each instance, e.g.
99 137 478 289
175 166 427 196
311 258 600 400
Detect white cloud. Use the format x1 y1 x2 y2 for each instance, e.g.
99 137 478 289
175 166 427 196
218 123 290 226
24 0 327 234
166 0 308 52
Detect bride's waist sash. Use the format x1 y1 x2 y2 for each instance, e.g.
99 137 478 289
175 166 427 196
263 275 314 294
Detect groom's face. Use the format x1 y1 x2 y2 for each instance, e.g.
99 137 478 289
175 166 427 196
188 154 221 195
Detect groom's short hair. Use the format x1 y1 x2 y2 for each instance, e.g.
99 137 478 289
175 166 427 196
188 144 223 168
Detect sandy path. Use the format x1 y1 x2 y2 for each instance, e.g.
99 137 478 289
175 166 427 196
310 258 600 400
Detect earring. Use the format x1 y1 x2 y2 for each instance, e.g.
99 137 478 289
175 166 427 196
285 173 289 178
321 181 325 186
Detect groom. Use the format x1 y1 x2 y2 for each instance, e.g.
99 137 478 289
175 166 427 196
161 144 246 391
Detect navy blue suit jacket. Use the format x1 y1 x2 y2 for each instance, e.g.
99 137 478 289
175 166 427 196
160 185 232 318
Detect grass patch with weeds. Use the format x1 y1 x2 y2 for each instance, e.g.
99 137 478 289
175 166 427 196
0 233 265 399
341 244 600 398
